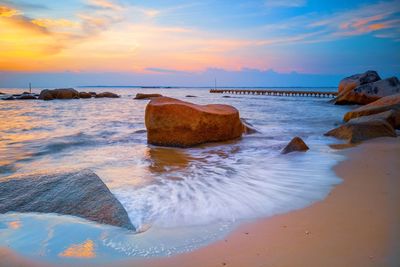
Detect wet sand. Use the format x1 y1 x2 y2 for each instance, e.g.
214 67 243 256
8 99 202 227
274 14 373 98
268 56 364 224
1 137 399 267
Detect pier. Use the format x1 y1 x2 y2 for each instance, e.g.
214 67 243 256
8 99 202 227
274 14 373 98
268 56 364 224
210 89 337 98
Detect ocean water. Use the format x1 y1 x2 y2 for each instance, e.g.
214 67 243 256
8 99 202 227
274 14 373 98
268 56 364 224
0 87 352 264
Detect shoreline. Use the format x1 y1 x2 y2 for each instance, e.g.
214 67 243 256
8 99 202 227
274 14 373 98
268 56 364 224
1 137 399 266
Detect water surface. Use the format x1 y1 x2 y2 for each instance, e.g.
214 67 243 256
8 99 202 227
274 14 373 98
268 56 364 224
0 87 351 264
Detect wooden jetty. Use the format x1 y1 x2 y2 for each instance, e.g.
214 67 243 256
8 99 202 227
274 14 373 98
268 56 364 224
210 89 337 98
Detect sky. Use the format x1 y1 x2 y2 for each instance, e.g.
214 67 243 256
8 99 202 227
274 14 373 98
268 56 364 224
0 0 399 87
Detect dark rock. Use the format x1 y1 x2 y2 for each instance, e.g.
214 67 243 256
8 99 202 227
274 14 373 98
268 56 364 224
282 137 309 154
335 77 400 105
89 92 97 97
222 96 231 98
39 88 79 100
3 96 15 101
0 170 134 230
0 92 4 95
79 92 92 99
95 92 119 98
18 95 37 100
185 95 197 98
134 93 162 100
324 120 396 143
22 92 31 95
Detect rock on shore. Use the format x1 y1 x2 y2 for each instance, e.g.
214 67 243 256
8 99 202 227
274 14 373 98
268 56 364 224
0 170 134 230
335 77 400 105
338 70 381 95
325 119 396 143
343 93 400 127
145 97 245 147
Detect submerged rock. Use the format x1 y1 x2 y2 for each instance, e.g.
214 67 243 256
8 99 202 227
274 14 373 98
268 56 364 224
79 92 92 98
95 92 119 98
39 88 79 100
335 77 400 105
241 118 259 134
324 120 396 143
282 137 309 154
0 170 134 230
185 95 197 98
344 93 400 125
134 93 162 100
145 97 245 147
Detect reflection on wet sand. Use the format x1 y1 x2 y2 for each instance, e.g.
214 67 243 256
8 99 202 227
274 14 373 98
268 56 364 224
147 147 194 174
8 221 21 230
59 239 96 259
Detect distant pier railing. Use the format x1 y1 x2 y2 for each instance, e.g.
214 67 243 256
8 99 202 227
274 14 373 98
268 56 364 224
210 89 338 98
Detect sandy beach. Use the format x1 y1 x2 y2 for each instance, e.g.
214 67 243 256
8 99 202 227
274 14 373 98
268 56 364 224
126 137 400 267
1 137 399 267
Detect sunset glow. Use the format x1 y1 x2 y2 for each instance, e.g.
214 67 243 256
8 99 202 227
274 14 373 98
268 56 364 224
0 0 399 86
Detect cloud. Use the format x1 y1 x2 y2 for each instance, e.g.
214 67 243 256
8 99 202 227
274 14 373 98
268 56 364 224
0 5 20 17
86 0 122 11
265 0 306 8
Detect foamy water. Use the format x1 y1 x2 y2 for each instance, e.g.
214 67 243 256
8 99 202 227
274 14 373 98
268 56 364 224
0 87 351 263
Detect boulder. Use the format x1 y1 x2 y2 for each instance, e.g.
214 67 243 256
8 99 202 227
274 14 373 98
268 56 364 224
39 88 79 100
348 110 400 129
134 93 162 100
344 93 400 124
89 92 97 97
0 92 4 95
145 97 245 147
335 77 400 105
79 92 92 99
281 137 309 154
95 92 119 98
338 70 381 94
0 170 134 230
324 120 396 144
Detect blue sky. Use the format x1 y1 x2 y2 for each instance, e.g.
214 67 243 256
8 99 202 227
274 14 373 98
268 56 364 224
0 0 399 87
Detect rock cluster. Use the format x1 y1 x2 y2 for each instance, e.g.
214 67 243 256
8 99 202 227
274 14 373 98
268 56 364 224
327 71 400 144
2 88 120 101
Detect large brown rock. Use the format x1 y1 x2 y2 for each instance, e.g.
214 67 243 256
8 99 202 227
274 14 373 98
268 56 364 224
338 70 381 94
134 93 162 100
324 120 396 143
335 77 400 105
145 97 245 147
348 110 400 130
95 92 119 98
39 88 79 100
344 93 400 124
281 137 309 154
0 170 134 230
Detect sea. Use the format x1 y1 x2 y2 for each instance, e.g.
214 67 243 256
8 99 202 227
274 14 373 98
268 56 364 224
0 87 353 264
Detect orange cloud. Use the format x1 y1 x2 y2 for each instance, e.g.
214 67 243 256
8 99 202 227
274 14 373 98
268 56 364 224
0 6 20 17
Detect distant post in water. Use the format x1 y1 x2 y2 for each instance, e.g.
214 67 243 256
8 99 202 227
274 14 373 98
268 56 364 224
29 82 32 94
